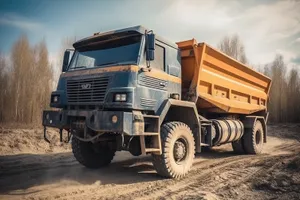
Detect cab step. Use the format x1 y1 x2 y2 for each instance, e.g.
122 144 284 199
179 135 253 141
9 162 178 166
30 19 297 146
140 114 161 155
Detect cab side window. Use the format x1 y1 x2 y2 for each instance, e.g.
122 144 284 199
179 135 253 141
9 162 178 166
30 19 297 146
151 44 165 71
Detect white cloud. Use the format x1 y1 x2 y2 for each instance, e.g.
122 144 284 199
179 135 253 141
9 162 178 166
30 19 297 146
0 13 42 31
236 0 300 42
162 0 235 29
214 0 300 67
295 37 300 43
149 0 299 66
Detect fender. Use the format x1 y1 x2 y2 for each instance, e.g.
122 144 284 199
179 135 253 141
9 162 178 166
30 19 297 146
156 99 201 152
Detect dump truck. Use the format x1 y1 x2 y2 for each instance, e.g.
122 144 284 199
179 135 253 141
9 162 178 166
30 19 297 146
43 26 271 179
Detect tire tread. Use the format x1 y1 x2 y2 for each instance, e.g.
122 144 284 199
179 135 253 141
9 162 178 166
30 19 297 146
152 121 195 179
242 120 263 154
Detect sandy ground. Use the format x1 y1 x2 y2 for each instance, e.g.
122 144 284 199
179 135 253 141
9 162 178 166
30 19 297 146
0 124 300 200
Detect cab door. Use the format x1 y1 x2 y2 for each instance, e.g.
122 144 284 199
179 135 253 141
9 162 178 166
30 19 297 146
137 43 169 111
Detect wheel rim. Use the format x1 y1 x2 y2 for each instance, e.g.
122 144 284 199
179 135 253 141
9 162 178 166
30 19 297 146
173 137 188 164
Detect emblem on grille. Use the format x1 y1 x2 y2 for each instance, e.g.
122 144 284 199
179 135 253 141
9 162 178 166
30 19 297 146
81 83 92 89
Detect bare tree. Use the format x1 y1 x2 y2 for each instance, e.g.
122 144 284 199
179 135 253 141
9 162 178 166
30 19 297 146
1 35 55 124
218 34 248 64
0 53 9 121
29 40 53 123
0 34 72 125
287 68 300 122
10 35 33 122
265 54 289 123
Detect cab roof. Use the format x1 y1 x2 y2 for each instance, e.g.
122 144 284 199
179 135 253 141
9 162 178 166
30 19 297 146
73 25 178 49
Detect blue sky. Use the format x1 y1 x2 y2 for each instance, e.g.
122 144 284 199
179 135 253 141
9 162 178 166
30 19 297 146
0 0 299 69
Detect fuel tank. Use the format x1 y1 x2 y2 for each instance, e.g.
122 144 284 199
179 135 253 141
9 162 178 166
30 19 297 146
212 120 244 145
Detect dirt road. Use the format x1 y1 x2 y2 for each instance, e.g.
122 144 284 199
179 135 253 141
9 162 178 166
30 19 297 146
0 125 300 200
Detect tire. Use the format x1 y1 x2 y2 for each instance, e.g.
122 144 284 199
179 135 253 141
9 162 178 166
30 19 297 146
232 139 245 154
242 120 264 154
72 136 115 168
152 122 195 179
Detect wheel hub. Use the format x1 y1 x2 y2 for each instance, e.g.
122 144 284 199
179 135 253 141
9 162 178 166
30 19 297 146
174 140 187 162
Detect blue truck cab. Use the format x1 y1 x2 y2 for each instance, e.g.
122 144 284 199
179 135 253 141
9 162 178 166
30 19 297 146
45 26 185 135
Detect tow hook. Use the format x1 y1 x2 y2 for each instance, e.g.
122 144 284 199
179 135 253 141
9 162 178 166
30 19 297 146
43 126 71 143
44 126 50 143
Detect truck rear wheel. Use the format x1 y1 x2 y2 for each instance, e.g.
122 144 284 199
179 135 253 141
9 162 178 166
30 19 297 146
242 120 264 154
72 136 115 168
152 122 195 179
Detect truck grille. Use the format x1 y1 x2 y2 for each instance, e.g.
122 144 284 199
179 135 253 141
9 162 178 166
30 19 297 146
67 76 110 104
139 75 167 90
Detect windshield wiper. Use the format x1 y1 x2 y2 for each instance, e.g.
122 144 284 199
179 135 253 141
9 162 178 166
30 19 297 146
74 66 87 69
96 61 132 67
96 62 119 66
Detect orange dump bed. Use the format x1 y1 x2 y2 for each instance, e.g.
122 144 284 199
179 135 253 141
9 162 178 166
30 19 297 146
177 39 271 115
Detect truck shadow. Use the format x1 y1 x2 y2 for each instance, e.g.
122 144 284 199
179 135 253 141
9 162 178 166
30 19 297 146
0 148 238 195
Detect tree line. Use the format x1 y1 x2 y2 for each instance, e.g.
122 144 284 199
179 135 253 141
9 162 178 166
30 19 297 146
0 35 53 124
0 34 299 125
263 55 300 123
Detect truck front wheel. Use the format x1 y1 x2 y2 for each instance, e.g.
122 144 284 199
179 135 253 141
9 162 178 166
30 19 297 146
72 136 115 168
152 122 195 179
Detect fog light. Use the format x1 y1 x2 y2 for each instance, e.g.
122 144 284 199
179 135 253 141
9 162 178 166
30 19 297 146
52 95 59 103
112 115 118 123
114 93 127 102
120 94 127 101
115 94 121 101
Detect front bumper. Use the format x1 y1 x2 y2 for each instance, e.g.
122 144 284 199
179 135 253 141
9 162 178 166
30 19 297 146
42 109 144 135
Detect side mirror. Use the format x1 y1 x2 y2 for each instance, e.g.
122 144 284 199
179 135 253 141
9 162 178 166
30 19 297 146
62 49 74 72
146 33 155 61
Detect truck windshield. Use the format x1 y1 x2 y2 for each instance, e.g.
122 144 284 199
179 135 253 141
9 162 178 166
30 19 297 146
68 35 141 71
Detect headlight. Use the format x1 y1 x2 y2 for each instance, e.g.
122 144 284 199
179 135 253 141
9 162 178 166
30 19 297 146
114 93 127 102
52 95 60 103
